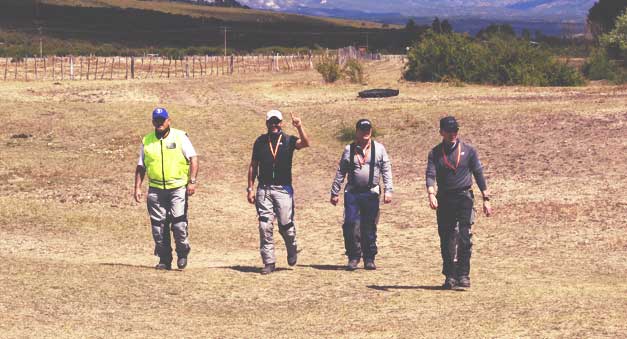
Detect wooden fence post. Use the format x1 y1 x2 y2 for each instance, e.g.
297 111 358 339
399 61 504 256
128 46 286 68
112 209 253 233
61 57 64 81
51 57 55 80
25 58 28 81
87 57 91 80
131 57 135 79
34 58 38 80
4 58 7 81
94 57 99 80
110 57 114 80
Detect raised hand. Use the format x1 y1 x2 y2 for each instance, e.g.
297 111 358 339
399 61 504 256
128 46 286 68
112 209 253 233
290 112 302 128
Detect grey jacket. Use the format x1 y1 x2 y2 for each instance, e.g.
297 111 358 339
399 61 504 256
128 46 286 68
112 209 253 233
331 140 393 196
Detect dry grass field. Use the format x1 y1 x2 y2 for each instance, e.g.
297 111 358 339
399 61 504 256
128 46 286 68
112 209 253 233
1 60 626 338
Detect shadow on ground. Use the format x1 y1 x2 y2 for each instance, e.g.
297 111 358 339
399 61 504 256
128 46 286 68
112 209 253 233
367 285 466 292
212 265 292 274
298 264 348 271
100 263 162 270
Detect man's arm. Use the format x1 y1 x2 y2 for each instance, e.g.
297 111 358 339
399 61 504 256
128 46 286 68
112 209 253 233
247 159 259 204
469 148 492 216
426 150 438 209
134 165 146 203
187 156 199 196
291 113 310 150
380 145 393 204
330 148 350 206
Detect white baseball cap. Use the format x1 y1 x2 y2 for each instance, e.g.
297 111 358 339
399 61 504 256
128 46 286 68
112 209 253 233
266 109 283 121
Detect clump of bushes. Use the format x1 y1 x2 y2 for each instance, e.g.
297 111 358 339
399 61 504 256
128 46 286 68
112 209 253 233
315 56 342 83
343 59 365 84
403 31 584 86
337 125 381 142
316 57 365 84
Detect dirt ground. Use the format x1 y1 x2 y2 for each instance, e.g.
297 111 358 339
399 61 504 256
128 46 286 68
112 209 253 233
1 60 626 338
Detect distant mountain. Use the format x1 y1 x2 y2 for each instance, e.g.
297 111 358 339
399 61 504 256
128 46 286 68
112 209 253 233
237 0 597 21
171 0 250 9
282 6 585 36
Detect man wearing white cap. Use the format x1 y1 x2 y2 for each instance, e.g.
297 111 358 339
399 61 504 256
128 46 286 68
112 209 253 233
247 110 311 274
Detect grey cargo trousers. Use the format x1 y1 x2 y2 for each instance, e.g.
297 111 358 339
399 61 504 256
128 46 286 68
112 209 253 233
255 185 297 265
147 186 191 262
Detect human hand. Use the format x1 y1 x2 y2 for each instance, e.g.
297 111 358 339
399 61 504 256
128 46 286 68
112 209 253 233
483 201 492 216
187 183 196 197
134 188 143 203
290 112 302 128
330 195 339 206
247 190 256 204
428 193 438 210
384 193 392 204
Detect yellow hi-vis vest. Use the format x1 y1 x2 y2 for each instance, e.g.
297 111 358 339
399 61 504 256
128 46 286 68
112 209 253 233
142 128 190 189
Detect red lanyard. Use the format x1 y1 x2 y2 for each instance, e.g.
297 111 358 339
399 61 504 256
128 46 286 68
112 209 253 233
442 143 461 171
356 141 371 165
268 134 283 163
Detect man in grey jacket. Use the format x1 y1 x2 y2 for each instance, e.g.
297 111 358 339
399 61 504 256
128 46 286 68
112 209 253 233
330 119 393 271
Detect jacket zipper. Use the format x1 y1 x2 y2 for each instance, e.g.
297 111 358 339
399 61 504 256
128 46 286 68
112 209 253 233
160 139 166 189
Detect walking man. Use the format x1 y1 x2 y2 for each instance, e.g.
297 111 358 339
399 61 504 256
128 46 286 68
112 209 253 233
330 119 393 271
247 110 310 275
134 108 199 270
426 116 492 289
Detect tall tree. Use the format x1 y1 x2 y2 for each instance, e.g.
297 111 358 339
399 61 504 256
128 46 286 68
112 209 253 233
587 0 627 37
432 17 442 33
441 19 453 34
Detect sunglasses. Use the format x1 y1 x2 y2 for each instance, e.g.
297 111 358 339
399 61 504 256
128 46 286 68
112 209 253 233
267 118 282 124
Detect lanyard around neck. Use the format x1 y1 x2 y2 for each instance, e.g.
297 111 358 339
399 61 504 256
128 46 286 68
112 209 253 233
268 134 283 163
356 140 371 165
442 142 461 171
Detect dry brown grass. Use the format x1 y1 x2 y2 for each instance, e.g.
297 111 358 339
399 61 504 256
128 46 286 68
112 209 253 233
1 59 626 338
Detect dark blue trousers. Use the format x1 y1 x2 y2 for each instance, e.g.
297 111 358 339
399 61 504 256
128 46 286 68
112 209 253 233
343 190 380 260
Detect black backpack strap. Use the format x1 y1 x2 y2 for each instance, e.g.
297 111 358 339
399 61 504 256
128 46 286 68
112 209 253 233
368 139 376 188
348 142 355 184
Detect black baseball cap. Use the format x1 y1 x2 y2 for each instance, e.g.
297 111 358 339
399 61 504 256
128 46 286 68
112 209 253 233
440 116 459 132
356 119 373 131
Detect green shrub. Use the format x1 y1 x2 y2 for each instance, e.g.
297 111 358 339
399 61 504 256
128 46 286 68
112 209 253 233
582 49 614 80
343 59 364 84
315 56 341 83
403 31 584 86
337 125 381 143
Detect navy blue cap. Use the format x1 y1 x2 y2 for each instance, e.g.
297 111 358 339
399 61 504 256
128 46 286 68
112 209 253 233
440 116 459 132
356 118 373 130
152 108 169 120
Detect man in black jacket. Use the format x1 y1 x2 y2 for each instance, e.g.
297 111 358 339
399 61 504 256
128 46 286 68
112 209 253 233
425 116 492 289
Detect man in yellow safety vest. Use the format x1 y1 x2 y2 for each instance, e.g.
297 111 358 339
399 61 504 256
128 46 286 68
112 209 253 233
134 108 199 270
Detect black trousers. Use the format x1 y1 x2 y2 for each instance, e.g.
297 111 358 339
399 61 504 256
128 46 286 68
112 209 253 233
436 190 475 278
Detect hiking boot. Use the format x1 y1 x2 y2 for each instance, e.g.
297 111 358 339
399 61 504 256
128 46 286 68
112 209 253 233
442 276 457 290
457 276 470 288
364 259 377 270
261 263 276 275
177 257 187 270
287 246 297 267
346 258 360 271
155 260 172 270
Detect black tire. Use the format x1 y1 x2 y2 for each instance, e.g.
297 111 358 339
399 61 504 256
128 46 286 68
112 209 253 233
358 89 399 98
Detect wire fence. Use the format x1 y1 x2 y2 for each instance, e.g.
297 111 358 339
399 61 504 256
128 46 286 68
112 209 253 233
1 52 407 82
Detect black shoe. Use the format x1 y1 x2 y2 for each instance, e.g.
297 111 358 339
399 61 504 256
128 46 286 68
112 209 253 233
364 259 376 270
347 259 360 271
261 263 276 275
287 246 297 267
177 257 187 269
442 277 457 290
155 262 172 270
457 276 470 288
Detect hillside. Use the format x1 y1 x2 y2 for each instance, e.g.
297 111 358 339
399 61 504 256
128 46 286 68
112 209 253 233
0 0 416 54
